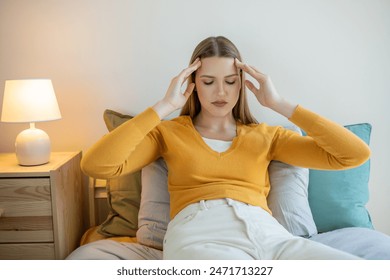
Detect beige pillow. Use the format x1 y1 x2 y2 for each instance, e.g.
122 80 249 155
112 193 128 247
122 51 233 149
97 109 142 237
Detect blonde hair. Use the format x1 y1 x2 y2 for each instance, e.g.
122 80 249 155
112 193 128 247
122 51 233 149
180 36 258 124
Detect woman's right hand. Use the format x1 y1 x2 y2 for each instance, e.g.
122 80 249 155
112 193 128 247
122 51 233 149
153 58 202 119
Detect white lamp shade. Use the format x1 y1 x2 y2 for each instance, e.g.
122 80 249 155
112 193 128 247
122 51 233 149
1 79 61 123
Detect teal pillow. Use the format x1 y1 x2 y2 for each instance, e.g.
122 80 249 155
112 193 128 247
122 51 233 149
306 123 373 233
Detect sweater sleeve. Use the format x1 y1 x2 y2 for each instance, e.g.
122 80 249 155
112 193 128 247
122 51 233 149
270 105 371 170
81 107 163 179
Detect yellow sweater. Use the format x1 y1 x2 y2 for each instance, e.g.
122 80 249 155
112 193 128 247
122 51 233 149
82 105 370 218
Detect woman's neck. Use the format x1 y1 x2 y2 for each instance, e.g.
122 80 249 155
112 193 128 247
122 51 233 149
193 111 237 141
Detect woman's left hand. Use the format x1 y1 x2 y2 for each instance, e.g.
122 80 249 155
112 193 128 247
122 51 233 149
235 58 282 109
235 58 297 118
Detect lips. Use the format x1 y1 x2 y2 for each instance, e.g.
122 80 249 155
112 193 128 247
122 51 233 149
211 101 228 107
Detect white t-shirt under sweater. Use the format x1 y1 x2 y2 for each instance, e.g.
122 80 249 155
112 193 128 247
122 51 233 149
202 137 232 153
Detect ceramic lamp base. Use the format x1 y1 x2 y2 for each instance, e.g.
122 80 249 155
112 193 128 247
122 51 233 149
15 124 51 166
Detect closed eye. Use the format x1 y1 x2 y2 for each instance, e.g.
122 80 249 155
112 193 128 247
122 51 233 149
202 79 237 85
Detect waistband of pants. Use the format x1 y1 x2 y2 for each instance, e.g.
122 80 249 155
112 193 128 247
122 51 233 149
172 198 267 224
199 198 240 210
182 198 248 213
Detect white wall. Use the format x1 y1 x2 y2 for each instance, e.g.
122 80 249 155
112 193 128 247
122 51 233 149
1 0 389 234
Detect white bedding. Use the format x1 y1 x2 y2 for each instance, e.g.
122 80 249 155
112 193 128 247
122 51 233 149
309 227 390 260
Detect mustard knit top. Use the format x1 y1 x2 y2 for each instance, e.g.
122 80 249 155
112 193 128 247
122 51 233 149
81 105 370 218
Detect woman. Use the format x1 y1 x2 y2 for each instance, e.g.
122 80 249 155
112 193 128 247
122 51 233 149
76 36 370 259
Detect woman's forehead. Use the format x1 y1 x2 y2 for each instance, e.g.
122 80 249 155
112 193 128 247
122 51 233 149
197 57 238 77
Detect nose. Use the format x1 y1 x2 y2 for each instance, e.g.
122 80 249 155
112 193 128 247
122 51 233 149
216 82 226 96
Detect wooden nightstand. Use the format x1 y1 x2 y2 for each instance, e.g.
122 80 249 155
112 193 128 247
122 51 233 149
0 151 83 260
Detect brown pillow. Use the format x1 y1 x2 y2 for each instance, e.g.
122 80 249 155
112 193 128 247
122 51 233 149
97 109 142 237
103 109 132 132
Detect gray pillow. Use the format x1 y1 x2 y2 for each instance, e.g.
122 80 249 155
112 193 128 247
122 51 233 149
268 160 317 237
137 158 170 250
267 125 317 237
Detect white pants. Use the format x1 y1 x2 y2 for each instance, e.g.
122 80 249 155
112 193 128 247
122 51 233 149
66 240 162 260
163 199 360 260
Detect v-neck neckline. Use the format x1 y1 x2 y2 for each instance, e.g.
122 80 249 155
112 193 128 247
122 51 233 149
186 116 242 157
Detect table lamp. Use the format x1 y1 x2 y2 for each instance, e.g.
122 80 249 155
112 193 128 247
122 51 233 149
1 79 62 166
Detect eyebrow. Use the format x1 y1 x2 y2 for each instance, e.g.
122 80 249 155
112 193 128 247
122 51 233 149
200 74 239 78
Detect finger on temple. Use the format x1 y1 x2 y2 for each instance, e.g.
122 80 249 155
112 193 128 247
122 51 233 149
235 58 245 69
182 59 201 80
235 58 267 81
236 59 258 77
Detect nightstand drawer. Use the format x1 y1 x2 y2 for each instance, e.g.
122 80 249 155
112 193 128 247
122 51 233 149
0 178 54 243
0 243 55 260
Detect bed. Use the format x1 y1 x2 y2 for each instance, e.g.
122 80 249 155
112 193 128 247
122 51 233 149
71 109 390 260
